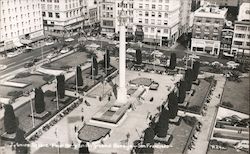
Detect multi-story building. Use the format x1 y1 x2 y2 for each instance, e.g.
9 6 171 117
100 0 116 36
231 3 250 58
41 0 87 37
200 0 249 7
0 0 44 52
191 4 227 56
134 0 181 47
84 0 100 28
220 21 234 58
179 0 192 36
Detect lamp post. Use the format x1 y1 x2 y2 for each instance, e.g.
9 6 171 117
76 66 78 96
30 90 35 128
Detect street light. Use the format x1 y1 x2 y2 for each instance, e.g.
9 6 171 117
30 89 35 128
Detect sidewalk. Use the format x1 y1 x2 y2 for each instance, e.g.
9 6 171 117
187 75 226 154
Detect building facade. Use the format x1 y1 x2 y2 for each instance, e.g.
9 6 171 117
0 0 44 52
179 0 192 36
100 0 116 36
191 4 227 56
200 0 249 7
41 0 87 37
231 3 250 58
134 0 181 47
220 22 234 58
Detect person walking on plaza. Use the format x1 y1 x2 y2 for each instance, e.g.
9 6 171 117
81 115 84 122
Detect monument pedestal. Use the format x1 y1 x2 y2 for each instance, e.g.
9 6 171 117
117 87 127 105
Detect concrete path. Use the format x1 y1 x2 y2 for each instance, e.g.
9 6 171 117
187 75 226 154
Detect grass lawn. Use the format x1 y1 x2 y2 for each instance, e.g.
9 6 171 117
185 79 211 114
221 77 249 114
42 52 89 70
0 74 53 99
157 121 193 153
15 95 76 134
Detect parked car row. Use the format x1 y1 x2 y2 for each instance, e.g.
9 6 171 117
219 116 249 128
28 99 82 142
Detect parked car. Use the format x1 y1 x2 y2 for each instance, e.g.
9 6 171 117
60 48 70 54
45 41 55 46
0 64 7 70
24 61 35 68
46 53 57 59
7 52 19 58
226 61 239 69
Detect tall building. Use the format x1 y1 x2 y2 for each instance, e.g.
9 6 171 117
100 0 116 36
200 0 249 7
41 0 87 37
220 21 234 58
191 3 227 56
134 0 181 47
179 0 192 35
84 0 100 28
0 0 44 52
231 3 250 58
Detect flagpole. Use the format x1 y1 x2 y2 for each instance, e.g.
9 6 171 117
76 66 78 95
92 56 94 83
105 50 107 75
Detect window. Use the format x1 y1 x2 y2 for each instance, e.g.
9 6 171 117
158 5 162 10
151 27 154 33
145 11 149 16
234 41 243 45
145 19 148 24
164 20 168 25
48 12 53 17
157 20 161 25
139 4 143 8
139 11 142 16
205 27 209 31
206 19 210 23
151 19 155 24
158 12 161 17
54 0 59 2
165 5 169 11
164 29 168 33
145 4 149 9
56 13 60 18
164 13 168 18
139 18 142 23
152 12 155 17
152 4 156 9
48 4 52 10
157 29 161 33
144 27 148 32
42 12 46 17
235 34 245 38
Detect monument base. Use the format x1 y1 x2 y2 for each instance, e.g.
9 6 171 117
117 87 127 105
154 134 173 145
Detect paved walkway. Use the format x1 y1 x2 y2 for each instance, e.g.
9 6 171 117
187 75 226 154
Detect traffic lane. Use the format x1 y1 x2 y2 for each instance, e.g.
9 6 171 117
0 44 59 65
0 51 52 76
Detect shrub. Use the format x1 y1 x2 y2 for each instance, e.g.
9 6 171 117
42 75 54 82
4 104 17 134
222 101 234 108
76 66 84 86
7 91 23 99
34 88 45 114
188 105 201 113
183 116 197 126
15 72 31 78
169 53 176 70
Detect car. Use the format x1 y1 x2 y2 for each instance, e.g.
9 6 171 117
46 53 56 59
7 52 19 58
226 61 239 69
0 64 7 70
65 38 74 42
24 61 35 68
45 41 55 46
60 48 70 54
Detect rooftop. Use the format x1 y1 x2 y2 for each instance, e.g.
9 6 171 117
194 4 228 19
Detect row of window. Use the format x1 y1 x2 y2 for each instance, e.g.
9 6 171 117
195 34 219 40
2 25 42 39
41 0 59 3
138 18 168 25
139 0 169 3
233 41 250 46
195 18 221 24
2 0 36 6
139 3 169 11
2 4 40 15
1 12 41 23
195 26 219 32
144 27 168 33
3 18 41 31
234 34 250 39
117 2 133 9
42 12 60 18
139 11 168 18
235 26 250 31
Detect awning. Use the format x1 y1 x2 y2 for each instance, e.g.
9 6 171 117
143 38 160 43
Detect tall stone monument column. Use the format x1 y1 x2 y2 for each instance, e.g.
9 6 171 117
117 23 127 104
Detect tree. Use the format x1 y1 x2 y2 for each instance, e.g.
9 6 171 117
4 104 17 134
168 91 178 119
56 74 65 98
15 128 29 154
34 87 45 114
169 53 177 70
192 61 200 81
79 142 89 154
178 80 186 104
184 68 192 91
76 66 83 86
136 49 142 64
90 56 98 76
103 50 110 69
155 107 169 138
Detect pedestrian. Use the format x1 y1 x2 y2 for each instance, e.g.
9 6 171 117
81 107 84 112
74 125 77 133
81 115 84 122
